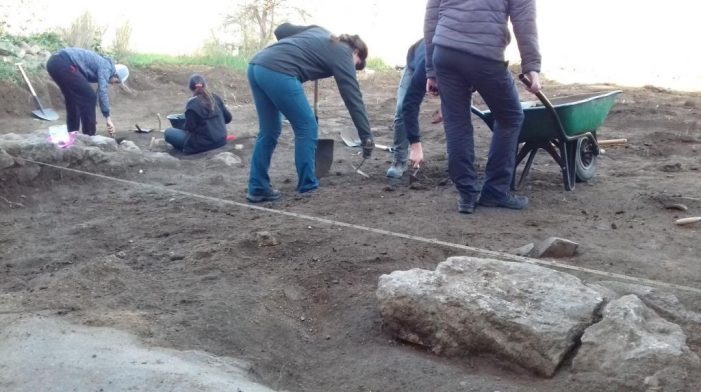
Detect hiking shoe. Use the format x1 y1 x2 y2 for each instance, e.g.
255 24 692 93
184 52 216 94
478 193 528 210
386 161 408 178
246 188 281 203
458 197 475 214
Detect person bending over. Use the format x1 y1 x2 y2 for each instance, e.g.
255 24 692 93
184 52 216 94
46 47 128 136
245 23 375 203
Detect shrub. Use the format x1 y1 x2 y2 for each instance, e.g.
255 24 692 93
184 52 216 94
62 12 105 53
111 21 132 60
366 57 392 71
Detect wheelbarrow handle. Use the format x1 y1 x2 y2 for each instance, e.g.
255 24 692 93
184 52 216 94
518 73 568 140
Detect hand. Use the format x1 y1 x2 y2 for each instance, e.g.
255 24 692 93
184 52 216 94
361 139 374 159
426 78 439 96
106 117 115 137
409 142 424 169
525 71 541 95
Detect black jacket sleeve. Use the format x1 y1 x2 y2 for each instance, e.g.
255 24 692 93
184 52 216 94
216 95 232 124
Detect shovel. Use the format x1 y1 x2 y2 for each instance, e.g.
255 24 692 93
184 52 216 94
313 80 334 178
352 155 370 178
16 63 59 121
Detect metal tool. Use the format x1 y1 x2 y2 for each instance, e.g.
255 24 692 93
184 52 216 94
352 155 370 178
313 80 334 178
409 166 421 185
16 63 59 121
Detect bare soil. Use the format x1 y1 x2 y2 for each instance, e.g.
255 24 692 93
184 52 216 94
1 66 700 391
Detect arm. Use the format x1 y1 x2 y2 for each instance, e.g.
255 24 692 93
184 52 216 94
423 0 441 80
96 62 112 118
183 105 200 133
332 56 373 144
216 95 232 124
509 0 541 75
402 57 428 145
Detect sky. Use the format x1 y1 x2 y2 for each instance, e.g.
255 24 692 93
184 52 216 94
4 0 701 91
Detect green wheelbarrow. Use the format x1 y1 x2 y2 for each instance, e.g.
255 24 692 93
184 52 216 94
470 75 622 191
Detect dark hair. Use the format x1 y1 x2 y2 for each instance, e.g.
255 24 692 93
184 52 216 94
188 74 216 113
333 34 368 70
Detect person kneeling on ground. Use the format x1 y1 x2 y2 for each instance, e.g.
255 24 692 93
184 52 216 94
245 23 375 203
46 47 128 137
164 74 232 154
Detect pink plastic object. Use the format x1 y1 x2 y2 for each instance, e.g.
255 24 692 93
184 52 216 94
48 130 77 149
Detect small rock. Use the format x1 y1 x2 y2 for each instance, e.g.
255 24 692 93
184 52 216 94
0 148 15 169
118 140 140 152
169 253 186 261
664 203 688 212
512 243 534 256
255 231 279 247
115 251 127 259
209 152 242 167
300 316 305 321
529 237 579 258
660 162 683 173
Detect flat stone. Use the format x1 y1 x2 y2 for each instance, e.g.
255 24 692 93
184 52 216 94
0 148 14 169
573 295 701 391
377 256 604 376
209 152 242 167
529 237 579 258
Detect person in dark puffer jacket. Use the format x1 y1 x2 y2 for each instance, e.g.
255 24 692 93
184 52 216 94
164 74 232 154
422 0 542 214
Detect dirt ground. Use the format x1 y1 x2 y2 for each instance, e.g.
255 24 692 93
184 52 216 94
1 66 700 392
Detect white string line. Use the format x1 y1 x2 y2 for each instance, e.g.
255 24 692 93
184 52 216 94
22 159 701 295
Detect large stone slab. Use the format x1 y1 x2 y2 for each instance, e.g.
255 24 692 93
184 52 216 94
0 315 278 392
573 295 701 391
376 256 605 376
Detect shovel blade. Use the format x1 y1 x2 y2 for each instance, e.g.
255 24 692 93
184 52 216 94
315 138 334 178
32 108 59 121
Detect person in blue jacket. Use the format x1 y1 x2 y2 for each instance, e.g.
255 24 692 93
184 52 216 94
164 74 232 154
386 38 435 179
245 23 375 203
46 47 128 136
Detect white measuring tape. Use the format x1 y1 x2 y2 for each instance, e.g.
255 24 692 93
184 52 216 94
20 159 701 295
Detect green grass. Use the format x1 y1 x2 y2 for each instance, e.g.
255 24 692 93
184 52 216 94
125 53 250 72
0 62 18 83
365 57 393 71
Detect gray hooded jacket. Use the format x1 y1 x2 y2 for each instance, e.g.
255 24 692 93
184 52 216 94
424 0 541 78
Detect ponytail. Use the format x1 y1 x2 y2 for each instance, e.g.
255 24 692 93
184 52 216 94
188 74 217 113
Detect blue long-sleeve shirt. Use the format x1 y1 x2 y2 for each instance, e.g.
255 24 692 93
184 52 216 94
59 47 117 117
401 40 428 144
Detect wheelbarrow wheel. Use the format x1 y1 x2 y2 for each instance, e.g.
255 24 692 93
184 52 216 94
575 136 597 182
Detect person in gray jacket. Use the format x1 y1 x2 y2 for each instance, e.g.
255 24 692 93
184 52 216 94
422 0 542 213
46 47 128 136
246 25 374 203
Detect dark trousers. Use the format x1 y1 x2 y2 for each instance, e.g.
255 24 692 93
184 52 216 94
433 45 524 202
46 53 98 135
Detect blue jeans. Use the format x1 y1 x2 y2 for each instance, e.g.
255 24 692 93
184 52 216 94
164 127 188 151
433 45 524 202
391 67 413 163
247 64 319 195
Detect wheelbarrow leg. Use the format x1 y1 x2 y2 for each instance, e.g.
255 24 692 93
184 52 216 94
564 140 578 190
512 142 539 191
541 139 573 191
